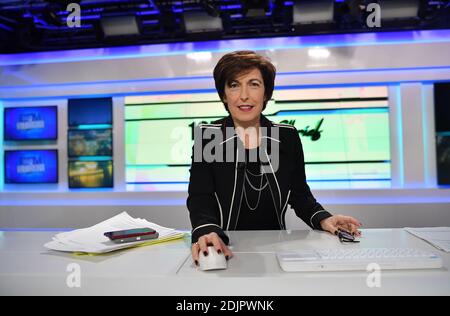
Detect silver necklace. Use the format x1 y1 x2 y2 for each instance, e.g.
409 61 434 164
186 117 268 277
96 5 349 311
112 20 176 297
245 172 268 191
246 167 263 177
243 166 267 211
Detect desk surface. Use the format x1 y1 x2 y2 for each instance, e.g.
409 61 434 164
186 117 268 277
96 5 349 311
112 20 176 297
0 229 449 295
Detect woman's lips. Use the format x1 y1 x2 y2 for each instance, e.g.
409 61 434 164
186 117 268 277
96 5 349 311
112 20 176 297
238 105 254 112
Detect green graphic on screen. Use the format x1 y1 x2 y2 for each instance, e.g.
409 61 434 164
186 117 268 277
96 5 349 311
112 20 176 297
125 87 391 190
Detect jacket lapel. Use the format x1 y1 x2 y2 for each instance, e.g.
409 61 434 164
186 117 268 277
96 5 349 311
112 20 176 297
260 116 285 228
218 115 285 230
220 116 245 230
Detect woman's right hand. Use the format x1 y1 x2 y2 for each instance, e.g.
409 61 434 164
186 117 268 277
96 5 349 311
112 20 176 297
191 232 234 266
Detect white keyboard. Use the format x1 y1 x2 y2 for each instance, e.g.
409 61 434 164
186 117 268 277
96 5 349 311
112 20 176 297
277 248 443 272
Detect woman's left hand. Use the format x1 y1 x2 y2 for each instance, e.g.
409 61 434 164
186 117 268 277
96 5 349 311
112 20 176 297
320 215 362 237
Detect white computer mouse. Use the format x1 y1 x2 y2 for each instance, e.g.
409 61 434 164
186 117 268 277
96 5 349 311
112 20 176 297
198 246 228 271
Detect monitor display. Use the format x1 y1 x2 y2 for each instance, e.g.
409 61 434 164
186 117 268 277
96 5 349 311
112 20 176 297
68 160 113 188
68 129 113 157
4 150 58 184
434 83 450 133
124 87 391 190
4 106 58 141
68 98 113 127
437 135 450 185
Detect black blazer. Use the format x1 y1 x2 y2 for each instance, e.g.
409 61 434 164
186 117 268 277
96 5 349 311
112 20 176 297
187 115 332 244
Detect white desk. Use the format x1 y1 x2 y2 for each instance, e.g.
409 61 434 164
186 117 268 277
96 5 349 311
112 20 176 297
0 229 449 295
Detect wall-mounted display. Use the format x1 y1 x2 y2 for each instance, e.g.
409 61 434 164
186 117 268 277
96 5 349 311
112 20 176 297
124 87 391 190
68 98 113 127
434 82 450 185
4 106 58 141
68 128 113 157
436 135 450 185
68 160 113 188
4 149 58 184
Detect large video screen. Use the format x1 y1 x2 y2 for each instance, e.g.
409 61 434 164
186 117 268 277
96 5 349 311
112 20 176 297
68 160 113 188
124 87 391 191
68 98 113 127
4 150 58 184
68 129 113 157
4 106 58 141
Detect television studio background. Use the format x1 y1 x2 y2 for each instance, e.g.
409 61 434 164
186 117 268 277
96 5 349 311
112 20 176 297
0 0 449 233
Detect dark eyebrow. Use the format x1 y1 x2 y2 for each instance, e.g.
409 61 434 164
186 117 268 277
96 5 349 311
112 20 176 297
228 78 262 85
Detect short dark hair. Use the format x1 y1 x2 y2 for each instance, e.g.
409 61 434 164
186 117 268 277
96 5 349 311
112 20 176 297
213 50 276 112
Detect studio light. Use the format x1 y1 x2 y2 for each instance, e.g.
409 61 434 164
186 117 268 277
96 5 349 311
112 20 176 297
101 16 140 37
293 0 335 24
183 11 223 34
42 1 64 26
243 0 272 18
378 0 420 20
202 0 220 17
42 0 81 26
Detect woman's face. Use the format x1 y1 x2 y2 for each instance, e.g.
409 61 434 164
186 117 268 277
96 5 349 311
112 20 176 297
223 68 265 127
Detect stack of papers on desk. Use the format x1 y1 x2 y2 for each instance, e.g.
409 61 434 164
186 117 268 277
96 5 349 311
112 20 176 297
44 212 186 254
405 227 450 253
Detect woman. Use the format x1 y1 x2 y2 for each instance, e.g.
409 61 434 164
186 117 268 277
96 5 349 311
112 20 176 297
187 50 361 265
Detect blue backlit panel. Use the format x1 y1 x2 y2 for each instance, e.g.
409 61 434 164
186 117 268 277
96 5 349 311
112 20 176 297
1 30 449 66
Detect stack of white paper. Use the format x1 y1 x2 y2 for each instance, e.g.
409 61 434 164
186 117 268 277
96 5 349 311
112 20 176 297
44 212 185 254
405 227 450 253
